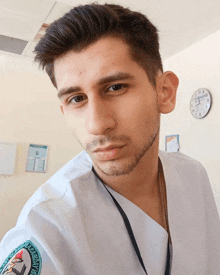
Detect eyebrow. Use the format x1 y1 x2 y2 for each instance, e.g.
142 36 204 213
97 72 135 85
58 86 81 99
57 72 135 99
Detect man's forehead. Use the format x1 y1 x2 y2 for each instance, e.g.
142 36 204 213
54 37 138 91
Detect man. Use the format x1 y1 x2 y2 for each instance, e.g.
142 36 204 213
0 3 219 275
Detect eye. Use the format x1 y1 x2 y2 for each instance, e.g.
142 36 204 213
68 95 85 104
108 84 124 92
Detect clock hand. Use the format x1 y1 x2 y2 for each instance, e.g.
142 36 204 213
194 99 201 107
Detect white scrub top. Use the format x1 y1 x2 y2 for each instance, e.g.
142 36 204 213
105 185 170 274
0 150 219 275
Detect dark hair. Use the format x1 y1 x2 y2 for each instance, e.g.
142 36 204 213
34 3 163 88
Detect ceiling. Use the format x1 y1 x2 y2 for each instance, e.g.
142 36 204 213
0 0 220 61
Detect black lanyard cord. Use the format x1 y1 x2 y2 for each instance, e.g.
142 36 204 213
103 183 148 274
165 242 170 275
92 166 170 275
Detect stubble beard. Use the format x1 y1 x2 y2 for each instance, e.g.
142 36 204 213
94 109 160 177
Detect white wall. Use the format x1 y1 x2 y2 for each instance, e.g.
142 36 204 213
159 30 220 213
0 52 82 240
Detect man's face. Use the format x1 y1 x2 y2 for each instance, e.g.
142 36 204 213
54 36 160 177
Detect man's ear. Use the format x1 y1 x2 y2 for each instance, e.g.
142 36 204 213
157 71 179 114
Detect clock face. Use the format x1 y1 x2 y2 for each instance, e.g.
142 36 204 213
190 88 212 119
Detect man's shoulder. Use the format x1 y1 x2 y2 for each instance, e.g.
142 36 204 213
17 150 93 224
47 149 92 188
159 150 204 169
0 151 95 263
159 150 209 188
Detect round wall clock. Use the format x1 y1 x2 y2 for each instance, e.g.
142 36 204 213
190 88 212 119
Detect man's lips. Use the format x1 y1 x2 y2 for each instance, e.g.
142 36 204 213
94 146 125 161
94 144 125 152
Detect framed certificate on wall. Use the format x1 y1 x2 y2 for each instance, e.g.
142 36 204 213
165 135 180 152
0 142 17 175
26 144 48 173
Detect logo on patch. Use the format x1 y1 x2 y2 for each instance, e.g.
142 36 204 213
0 241 42 275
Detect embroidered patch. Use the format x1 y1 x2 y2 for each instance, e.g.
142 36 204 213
0 240 42 275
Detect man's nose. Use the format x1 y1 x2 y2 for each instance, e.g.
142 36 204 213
85 98 116 136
